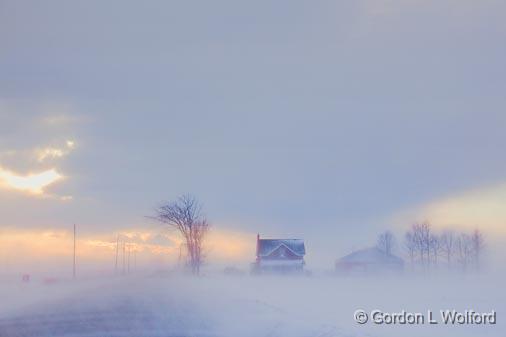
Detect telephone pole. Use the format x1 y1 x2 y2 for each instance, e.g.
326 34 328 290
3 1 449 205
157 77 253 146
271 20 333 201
122 241 126 275
134 250 137 272
73 224 76 279
127 244 131 274
115 234 119 274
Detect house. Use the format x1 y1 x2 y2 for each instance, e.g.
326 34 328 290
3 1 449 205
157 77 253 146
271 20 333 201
335 247 404 274
252 234 306 274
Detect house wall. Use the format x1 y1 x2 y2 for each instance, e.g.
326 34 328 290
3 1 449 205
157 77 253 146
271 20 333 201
335 261 404 274
261 246 301 260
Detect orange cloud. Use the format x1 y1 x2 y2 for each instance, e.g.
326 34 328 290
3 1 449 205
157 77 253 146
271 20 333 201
391 182 506 234
0 227 256 273
206 230 255 262
0 167 63 195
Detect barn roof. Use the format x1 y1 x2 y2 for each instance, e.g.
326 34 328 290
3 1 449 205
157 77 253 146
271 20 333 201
337 247 404 265
258 239 305 257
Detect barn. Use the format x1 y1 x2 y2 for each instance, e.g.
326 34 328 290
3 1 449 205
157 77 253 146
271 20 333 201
252 234 306 274
335 247 404 274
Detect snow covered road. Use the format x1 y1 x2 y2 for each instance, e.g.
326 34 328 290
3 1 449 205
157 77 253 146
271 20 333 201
0 273 503 337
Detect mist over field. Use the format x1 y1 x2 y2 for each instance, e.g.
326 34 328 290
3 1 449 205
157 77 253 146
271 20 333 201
2 0 506 336
1 271 505 337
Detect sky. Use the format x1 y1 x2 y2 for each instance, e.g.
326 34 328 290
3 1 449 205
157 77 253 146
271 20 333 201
1 0 506 272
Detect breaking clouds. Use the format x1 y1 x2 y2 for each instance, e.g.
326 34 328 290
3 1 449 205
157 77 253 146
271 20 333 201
1 0 506 269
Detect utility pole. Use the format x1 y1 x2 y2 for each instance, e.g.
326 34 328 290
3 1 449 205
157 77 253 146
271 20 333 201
134 250 137 272
73 224 76 280
115 234 119 274
127 244 131 274
122 241 126 275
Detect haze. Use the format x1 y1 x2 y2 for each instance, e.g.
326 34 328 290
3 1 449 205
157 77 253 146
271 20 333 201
1 0 506 272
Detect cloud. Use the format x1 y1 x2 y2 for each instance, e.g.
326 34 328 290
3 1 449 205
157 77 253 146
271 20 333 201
0 139 74 197
37 147 65 162
0 166 63 195
84 230 181 256
0 228 73 259
390 182 506 235
0 101 77 198
41 112 80 126
36 139 76 162
206 230 254 262
145 233 175 247
0 225 256 274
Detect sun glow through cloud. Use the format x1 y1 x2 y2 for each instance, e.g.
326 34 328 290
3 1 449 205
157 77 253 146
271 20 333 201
36 140 76 162
37 148 65 162
0 167 63 194
0 227 255 275
391 182 506 235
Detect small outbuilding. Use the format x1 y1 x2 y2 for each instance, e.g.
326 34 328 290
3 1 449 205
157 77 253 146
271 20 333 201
335 247 404 274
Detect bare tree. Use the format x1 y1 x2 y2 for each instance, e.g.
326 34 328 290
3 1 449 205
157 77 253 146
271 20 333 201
439 230 455 269
456 233 473 271
429 234 440 267
471 229 485 270
410 222 431 268
377 231 396 255
153 195 210 275
404 232 416 267
420 222 431 267
410 224 422 266
403 224 486 274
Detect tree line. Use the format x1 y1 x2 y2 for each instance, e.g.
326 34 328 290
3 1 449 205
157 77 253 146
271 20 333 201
152 195 487 276
377 223 485 272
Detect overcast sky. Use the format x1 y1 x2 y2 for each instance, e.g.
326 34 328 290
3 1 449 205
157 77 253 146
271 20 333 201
1 0 506 267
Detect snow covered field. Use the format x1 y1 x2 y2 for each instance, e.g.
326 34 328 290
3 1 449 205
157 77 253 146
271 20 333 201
0 272 504 337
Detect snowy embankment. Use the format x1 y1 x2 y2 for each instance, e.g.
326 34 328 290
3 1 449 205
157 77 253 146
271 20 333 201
0 272 504 337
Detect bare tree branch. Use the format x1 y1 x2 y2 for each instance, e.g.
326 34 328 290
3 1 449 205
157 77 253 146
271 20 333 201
377 231 396 255
152 194 210 275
